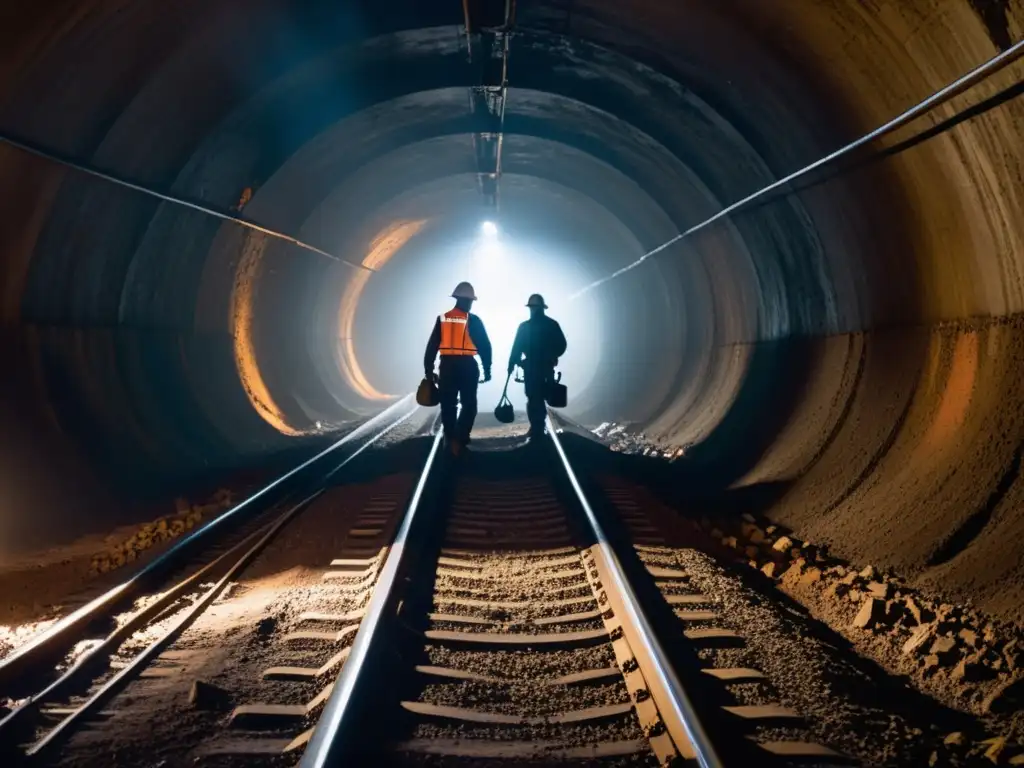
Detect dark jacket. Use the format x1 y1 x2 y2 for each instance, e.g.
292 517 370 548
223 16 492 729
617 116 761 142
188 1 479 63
508 314 567 374
424 311 493 375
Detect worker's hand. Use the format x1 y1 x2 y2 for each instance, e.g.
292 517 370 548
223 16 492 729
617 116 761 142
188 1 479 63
424 369 435 382
483 369 492 383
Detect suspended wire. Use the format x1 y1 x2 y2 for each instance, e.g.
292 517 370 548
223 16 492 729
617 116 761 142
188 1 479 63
700 78 1024 224
0 130 372 272
568 38 1024 301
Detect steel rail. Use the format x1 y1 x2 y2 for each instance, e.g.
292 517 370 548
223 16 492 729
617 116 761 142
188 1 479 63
568 37 1024 300
0 130 369 270
24 492 317 757
546 414 724 768
0 401 419 753
301 415 720 766
299 427 445 768
0 395 416 690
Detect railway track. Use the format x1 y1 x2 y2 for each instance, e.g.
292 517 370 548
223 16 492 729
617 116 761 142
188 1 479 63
0 398 428 764
300 417 850 767
6 407 853 767
379 456 677 765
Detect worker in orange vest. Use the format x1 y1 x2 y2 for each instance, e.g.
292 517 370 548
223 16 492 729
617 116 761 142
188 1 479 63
424 281 493 455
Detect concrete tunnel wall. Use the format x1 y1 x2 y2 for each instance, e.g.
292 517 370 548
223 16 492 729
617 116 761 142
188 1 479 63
1 0 1024 620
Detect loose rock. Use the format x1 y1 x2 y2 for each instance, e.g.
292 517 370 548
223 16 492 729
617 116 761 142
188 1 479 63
959 628 979 649
853 597 887 629
980 736 1007 764
866 581 890 600
952 652 992 683
772 536 794 554
930 635 959 664
905 596 927 626
904 625 936 656
800 566 823 586
981 676 1024 715
1005 640 1020 670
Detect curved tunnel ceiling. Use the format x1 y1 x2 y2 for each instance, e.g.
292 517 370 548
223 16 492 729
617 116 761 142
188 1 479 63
3 0 1024 620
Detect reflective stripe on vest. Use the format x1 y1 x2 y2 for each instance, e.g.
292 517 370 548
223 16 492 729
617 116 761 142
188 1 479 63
439 309 477 356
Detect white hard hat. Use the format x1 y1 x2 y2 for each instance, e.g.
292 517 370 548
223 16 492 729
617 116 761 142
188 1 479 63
451 282 477 300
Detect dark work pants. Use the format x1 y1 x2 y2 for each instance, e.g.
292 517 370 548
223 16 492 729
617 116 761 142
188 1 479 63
524 367 553 434
439 356 479 442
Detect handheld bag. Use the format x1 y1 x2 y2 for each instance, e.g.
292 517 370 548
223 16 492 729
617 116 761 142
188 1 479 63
494 373 515 423
416 375 440 407
545 371 568 408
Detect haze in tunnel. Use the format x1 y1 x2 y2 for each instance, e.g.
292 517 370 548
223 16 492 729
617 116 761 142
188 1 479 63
2 0 1024 625
353 217 604 407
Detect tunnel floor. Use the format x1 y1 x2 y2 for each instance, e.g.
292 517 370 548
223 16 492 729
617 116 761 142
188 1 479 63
1 431 1022 766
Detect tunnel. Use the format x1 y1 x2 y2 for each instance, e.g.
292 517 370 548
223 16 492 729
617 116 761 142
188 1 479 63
1 0 1024 627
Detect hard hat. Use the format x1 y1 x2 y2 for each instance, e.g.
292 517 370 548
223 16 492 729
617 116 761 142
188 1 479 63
526 293 547 308
451 281 477 300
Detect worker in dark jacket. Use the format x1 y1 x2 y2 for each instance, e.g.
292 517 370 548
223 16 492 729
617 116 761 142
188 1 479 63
507 294 567 438
424 281 492 455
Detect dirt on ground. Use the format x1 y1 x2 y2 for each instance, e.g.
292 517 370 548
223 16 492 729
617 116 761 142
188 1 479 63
45 473 413 768
623 319 1024 627
10 408 1024 766
688 507 1024 765
0 485 245 654
0 416 423 663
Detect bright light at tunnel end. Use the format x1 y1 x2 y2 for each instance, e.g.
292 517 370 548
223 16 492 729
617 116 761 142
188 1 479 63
475 221 504 264
345 221 603 404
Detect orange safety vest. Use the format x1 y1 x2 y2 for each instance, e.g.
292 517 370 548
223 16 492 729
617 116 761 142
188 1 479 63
439 308 477 356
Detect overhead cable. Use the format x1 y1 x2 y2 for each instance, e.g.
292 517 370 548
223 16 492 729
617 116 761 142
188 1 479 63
0 130 371 271
568 38 1024 300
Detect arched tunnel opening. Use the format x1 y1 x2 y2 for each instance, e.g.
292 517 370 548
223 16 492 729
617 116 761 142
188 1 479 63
2 2 1024 758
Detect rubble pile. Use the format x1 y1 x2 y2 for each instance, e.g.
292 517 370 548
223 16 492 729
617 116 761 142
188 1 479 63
590 422 685 460
89 489 236 576
696 512 1024 765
